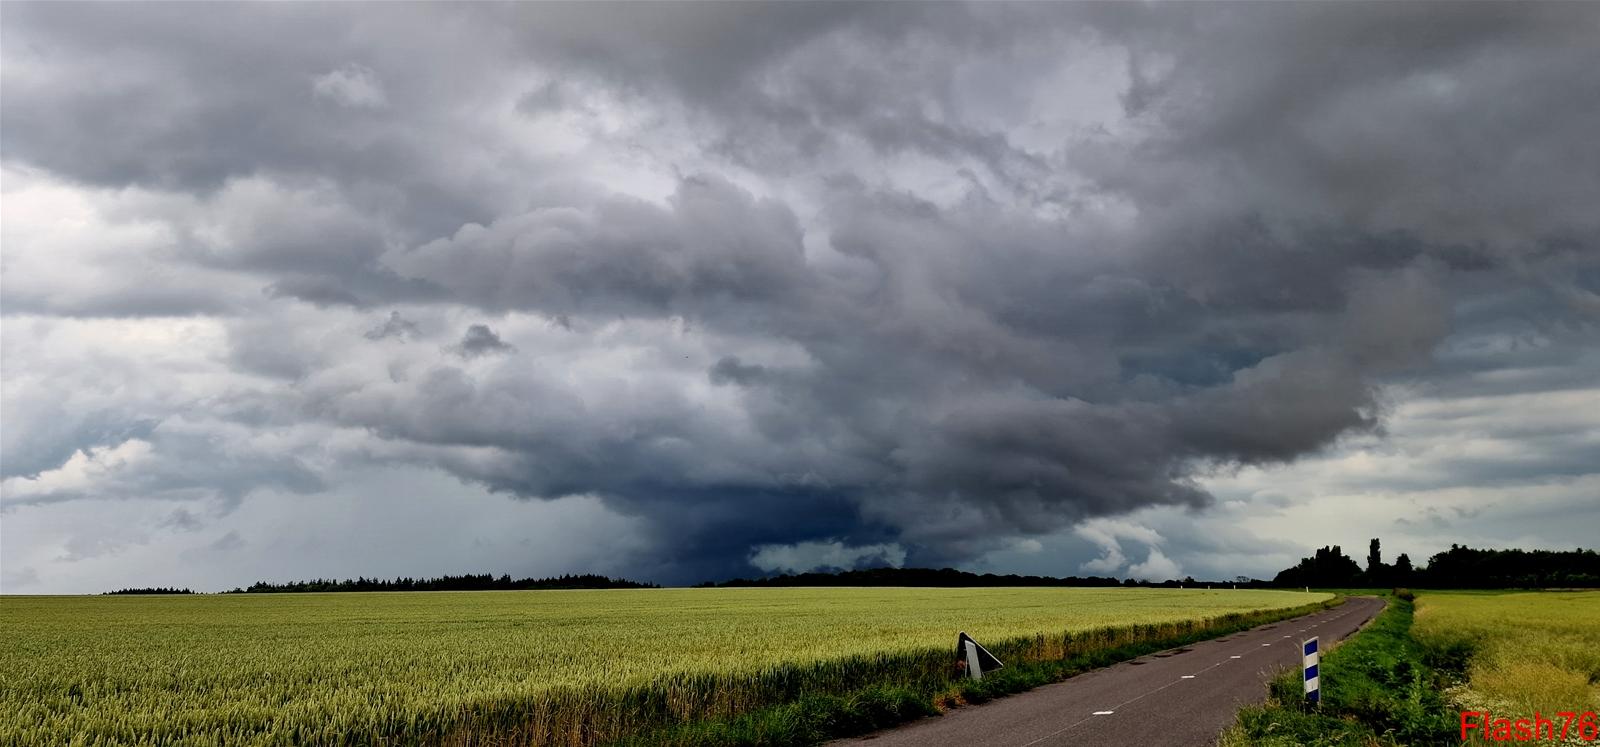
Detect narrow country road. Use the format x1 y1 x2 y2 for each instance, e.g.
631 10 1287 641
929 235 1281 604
833 596 1385 747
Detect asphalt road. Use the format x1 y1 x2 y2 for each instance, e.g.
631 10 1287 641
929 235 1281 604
833 596 1385 747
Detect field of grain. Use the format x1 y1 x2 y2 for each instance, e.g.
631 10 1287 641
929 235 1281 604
1413 591 1600 721
0 587 1327 745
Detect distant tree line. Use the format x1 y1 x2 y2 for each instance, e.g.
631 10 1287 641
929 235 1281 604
105 541 1596 595
230 573 657 593
704 541 1600 591
697 566 1224 589
1414 544 1600 588
1271 539 1599 589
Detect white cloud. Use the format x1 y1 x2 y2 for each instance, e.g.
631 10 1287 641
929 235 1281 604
0 167 257 316
1 439 154 500
1075 518 1165 575
748 540 907 574
1128 548 1184 582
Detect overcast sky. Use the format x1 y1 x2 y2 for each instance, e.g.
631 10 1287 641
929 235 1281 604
3 2 1597 593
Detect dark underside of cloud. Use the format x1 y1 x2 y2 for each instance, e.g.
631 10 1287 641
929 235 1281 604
2 2 1597 584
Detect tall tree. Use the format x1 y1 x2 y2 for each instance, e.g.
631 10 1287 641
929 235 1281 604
1394 553 1413 583
1367 538 1382 574
1272 545 1363 588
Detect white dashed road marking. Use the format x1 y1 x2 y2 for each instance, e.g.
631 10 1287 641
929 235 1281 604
1008 600 1379 747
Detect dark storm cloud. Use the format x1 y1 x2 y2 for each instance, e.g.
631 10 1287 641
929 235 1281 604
3 2 1597 584
0 2 564 252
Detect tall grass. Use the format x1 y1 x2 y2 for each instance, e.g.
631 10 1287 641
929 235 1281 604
1 587 1329 745
1412 591 1600 730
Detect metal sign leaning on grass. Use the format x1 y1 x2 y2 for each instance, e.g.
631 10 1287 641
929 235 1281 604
956 632 1004 680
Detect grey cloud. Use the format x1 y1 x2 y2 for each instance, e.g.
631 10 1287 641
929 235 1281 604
387 174 808 316
3 3 1598 586
708 356 767 387
448 325 515 359
0 3 540 243
159 508 206 532
178 531 246 564
208 530 245 553
0 410 157 482
60 532 140 563
312 64 388 109
516 81 577 116
2 428 325 510
365 311 421 342
1 565 40 591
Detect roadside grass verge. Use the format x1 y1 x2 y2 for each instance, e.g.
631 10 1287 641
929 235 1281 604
610 598 1342 747
1219 596 1458 747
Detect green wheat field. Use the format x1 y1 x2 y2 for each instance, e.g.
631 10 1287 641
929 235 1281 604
1 587 1327 745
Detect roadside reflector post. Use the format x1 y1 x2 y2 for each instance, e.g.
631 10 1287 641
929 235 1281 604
956 632 1004 681
1302 637 1320 707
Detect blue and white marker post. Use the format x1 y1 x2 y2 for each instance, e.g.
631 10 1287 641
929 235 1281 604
1302 636 1321 706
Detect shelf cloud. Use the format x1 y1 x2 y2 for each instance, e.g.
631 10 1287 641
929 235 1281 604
3 2 1596 590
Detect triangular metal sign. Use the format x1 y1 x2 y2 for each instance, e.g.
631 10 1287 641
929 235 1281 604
956 631 1004 679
